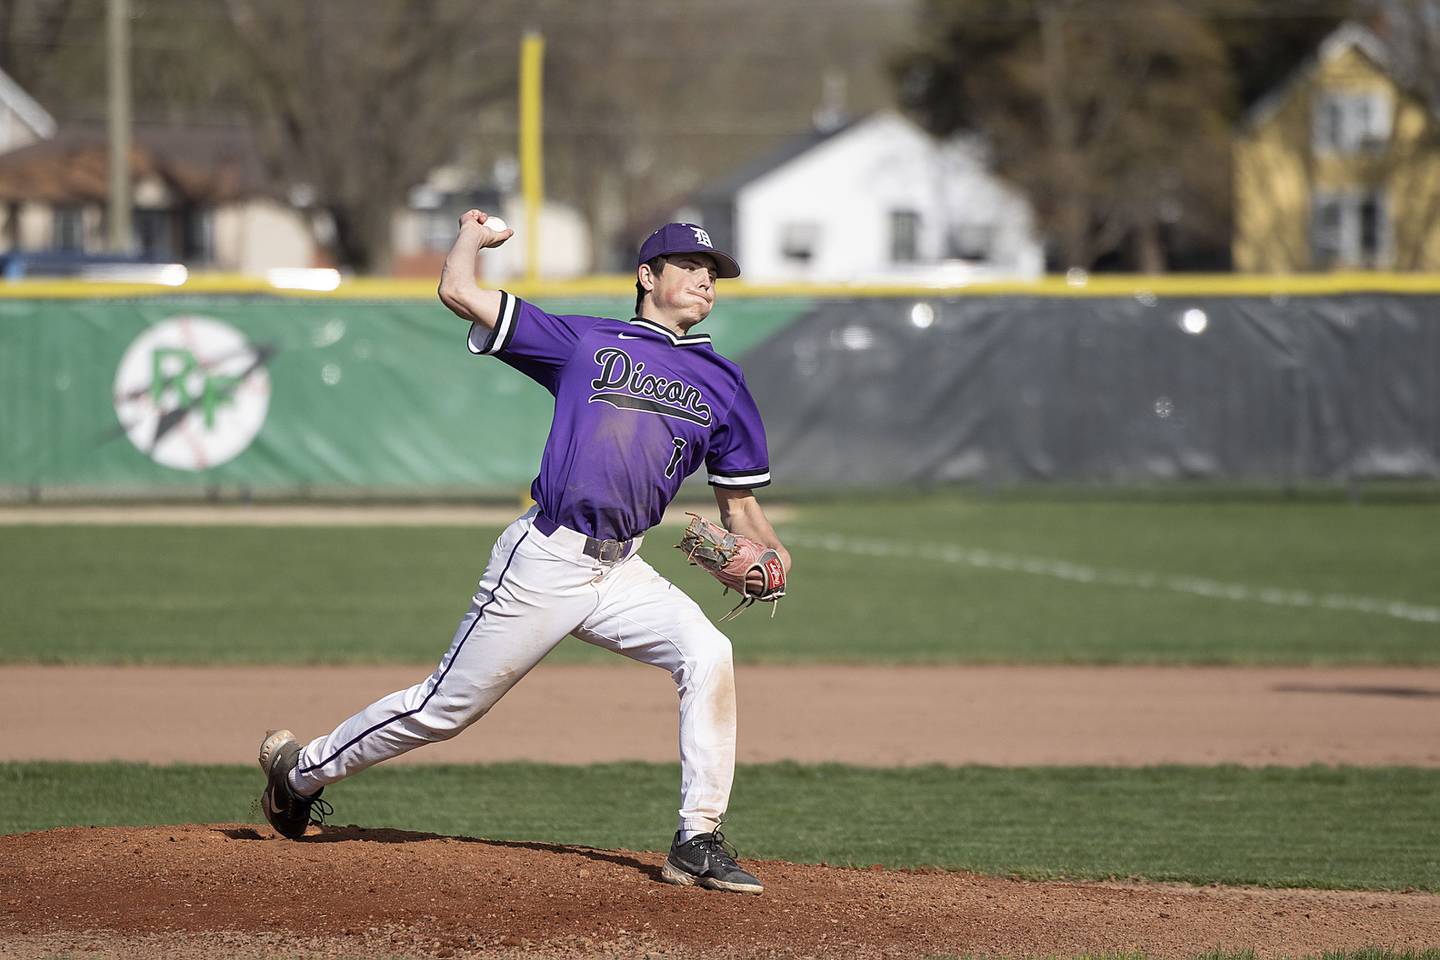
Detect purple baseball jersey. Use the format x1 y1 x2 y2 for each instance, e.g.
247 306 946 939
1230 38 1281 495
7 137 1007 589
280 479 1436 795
467 292 770 541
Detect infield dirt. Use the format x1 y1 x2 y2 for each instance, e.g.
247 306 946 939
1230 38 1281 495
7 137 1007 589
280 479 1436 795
3 823 1439 960
5 663 1440 767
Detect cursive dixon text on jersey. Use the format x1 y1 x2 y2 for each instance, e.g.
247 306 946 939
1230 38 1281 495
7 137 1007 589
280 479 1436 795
588 346 713 426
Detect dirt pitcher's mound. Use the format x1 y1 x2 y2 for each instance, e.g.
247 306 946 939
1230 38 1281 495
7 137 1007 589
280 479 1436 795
2 826 1438 959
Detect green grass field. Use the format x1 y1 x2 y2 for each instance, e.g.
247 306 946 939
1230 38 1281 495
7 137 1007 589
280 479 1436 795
2 493 1436 664
3 761 1437 893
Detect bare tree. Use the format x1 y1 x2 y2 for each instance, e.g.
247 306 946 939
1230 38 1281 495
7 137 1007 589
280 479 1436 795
1370 0 1440 269
6 0 920 273
220 0 516 273
897 0 1237 271
0 0 75 86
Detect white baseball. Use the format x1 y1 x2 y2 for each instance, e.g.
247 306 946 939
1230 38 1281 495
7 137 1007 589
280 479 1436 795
484 217 508 233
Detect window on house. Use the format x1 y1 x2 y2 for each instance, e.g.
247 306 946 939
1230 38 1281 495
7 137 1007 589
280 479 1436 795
183 207 214 262
1311 190 1388 268
1312 197 1344 264
945 222 995 261
413 187 500 252
133 209 177 259
1312 90 1392 154
421 209 456 253
890 209 920 263
780 222 817 263
1359 194 1381 255
52 206 85 252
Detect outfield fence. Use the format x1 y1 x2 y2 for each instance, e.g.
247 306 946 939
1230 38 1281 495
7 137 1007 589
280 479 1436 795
1 276 1437 498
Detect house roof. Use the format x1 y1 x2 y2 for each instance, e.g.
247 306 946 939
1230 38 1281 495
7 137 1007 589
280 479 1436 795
0 67 56 141
0 123 272 205
1242 22 1394 131
692 113 869 204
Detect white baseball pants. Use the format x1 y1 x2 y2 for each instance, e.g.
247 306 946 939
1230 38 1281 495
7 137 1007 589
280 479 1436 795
289 507 738 837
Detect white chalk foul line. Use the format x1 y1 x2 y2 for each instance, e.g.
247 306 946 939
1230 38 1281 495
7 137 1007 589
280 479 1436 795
784 531 1440 625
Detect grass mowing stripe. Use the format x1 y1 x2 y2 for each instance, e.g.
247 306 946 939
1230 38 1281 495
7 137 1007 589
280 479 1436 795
3 762 1436 893
785 530 1440 625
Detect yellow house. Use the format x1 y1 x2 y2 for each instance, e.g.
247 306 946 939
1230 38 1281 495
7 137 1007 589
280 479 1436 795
1234 23 1440 272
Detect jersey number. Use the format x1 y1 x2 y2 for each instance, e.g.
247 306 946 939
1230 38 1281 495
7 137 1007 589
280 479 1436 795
665 437 687 479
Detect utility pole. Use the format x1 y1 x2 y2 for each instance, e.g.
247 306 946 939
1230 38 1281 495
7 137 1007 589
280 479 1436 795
107 0 132 253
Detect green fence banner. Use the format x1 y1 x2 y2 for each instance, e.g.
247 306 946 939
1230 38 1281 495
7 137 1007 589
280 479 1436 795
0 295 806 496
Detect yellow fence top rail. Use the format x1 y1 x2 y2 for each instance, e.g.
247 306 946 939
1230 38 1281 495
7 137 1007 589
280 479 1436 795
6 271 1440 300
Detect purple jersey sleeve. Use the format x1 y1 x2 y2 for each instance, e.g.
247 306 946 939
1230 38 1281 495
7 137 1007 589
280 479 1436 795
466 292 589 393
706 377 771 489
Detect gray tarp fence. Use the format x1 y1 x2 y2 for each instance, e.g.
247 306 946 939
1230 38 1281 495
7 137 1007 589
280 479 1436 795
745 295 1440 487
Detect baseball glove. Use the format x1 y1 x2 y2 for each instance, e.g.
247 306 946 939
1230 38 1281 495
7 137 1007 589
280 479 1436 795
676 513 787 621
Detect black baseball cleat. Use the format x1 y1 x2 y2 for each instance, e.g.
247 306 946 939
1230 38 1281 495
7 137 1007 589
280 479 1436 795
660 829 764 894
258 729 331 839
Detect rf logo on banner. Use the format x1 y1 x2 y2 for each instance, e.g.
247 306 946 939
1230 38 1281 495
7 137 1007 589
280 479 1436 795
112 316 273 471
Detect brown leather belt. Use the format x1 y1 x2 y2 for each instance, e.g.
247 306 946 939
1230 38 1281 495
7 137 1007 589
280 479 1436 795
533 513 636 563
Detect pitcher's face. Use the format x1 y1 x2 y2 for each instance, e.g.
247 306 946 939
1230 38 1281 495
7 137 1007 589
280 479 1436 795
643 254 719 327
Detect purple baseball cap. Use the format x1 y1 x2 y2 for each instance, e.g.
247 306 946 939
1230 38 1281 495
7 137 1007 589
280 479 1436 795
637 222 740 278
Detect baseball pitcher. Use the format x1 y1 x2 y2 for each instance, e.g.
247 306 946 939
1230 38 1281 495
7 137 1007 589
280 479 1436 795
257 213 790 895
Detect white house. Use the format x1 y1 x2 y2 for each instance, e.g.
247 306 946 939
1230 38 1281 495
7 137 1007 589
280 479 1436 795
0 67 55 155
686 111 1042 284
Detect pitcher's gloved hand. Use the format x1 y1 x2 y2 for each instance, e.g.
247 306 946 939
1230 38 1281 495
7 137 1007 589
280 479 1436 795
676 514 786 621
